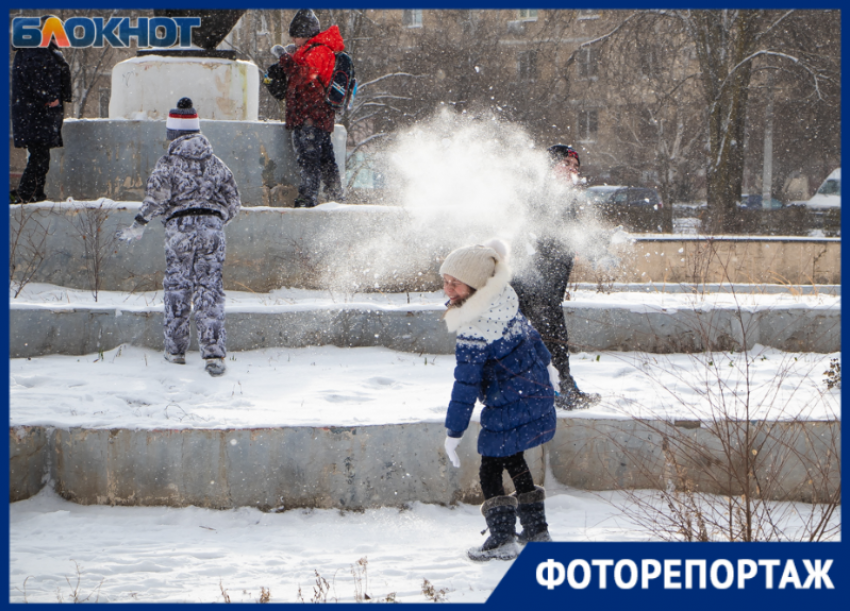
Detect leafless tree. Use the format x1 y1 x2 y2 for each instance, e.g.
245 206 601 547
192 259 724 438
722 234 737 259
654 10 836 232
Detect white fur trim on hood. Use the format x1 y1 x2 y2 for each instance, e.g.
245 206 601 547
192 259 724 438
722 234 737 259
443 251 515 339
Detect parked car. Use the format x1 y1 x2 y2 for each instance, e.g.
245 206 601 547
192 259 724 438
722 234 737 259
805 168 840 210
797 168 841 236
584 185 664 232
738 194 784 210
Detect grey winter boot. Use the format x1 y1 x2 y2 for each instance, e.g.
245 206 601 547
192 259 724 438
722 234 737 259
555 386 601 410
515 486 553 545
467 495 519 562
164 353 186 365
204 357 226 377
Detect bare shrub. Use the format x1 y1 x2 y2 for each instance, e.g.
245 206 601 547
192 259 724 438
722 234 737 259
294 561 404 603
421 579 447 602
219 580 231 603
55 561 105 603
311 569 333 603
351 557 370 602
66 199 119 302
594 282 840 541
9 204 55 298
824 357 840 390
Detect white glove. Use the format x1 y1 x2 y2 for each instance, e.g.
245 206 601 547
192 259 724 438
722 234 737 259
547 363 561 395
444 436 461 468
116 221 145 242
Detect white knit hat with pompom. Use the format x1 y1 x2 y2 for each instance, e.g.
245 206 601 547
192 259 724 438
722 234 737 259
439 238 509 290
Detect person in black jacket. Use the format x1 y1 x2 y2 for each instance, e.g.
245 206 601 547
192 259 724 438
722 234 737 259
11 19 72 204
511 144 601 410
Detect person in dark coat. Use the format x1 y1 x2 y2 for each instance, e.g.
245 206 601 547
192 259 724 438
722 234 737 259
440 239 558 562
11 28 72 204
276 9 344 208
511 144 601 410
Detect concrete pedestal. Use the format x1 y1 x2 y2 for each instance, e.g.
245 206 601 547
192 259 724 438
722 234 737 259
109 56 259 121
44 120 347 206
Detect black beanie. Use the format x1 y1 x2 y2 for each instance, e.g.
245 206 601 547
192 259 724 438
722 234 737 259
289 9 320 38
547 144 580 167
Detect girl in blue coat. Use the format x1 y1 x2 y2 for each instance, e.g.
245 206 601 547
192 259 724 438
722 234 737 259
440 239 558 561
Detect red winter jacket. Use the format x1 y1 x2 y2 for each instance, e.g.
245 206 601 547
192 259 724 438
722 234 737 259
279 25 344 133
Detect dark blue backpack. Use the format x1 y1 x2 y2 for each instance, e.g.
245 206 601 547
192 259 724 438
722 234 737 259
309 44 357 113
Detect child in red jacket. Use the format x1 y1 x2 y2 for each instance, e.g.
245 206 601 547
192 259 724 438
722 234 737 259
278 10 344 208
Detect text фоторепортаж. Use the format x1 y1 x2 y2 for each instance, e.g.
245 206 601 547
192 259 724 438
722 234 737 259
536 558 834 590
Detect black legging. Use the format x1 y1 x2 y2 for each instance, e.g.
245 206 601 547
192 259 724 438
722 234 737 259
480 452 536 499
17 144 51 203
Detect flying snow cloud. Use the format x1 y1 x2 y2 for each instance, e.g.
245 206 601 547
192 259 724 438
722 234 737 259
316 108 618 292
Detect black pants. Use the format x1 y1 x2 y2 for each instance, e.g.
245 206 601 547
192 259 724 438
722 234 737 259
480 452 536 500
291 124 342 206
17 144 51 203
512 241 575 387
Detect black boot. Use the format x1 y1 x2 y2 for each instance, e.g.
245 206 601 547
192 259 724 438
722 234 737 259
515 486 553 544
467 495 519 562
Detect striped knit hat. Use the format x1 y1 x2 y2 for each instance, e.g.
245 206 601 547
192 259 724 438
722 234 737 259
166 97 200 140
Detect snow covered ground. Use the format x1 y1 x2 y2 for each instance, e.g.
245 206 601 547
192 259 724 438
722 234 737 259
9 343 840 431
8 484 637 603
11 480 840 603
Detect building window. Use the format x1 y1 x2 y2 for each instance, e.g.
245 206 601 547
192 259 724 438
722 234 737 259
578 109 598 141
578 46 599 79
517 50 537 81
402 9 422 28
99 88 110 118
577 10 601 21
518 9 538 21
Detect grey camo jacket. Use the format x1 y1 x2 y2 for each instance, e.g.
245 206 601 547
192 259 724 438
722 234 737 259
138 134 241 224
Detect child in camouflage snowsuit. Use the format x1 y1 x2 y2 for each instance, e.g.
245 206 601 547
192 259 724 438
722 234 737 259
117 97 241 377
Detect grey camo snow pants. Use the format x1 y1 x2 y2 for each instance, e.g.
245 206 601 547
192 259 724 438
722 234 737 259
163 215 227 359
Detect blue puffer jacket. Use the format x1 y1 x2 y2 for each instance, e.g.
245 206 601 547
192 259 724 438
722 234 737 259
444 260 557 458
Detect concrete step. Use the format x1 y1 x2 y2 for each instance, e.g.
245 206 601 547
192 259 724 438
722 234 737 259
10 203 842 295
9 304 453 358
9 298 840 358
10 419 839 509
